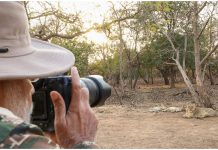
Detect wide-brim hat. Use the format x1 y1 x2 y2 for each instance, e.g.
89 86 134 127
0 2 75 80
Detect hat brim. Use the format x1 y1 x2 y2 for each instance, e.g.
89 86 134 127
0 38 75 80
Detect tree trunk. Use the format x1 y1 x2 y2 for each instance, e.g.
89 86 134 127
191 69 196 84
197 85 213 108
159 69 169 85
128 63 133 89
192 2 212 108
113 86 123 105
118 35 124 98
133 70 139 89
170 66 176 88
163 75 170 85
142 70 149 84
151 68 154 84
174 59 201 105
119 53 124 97
163 76 169 85
115 73 119 85
183 33 187 69
208 65 214 85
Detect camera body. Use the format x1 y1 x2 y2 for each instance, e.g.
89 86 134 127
31 75 111 132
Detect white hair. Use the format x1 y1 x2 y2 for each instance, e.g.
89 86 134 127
0 80 34 123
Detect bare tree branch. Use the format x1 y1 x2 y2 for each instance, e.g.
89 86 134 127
164 62 177 66
183 33 187 69
197 1 207 15
34 8 140 40
28 11 57 20
38 28 94 41
162 32 178 53
101 9 141 29
200 43 218 65
197 16 211 40
202 62 208 82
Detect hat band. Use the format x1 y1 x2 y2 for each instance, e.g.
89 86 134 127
0 46 35 58
0 34 35 57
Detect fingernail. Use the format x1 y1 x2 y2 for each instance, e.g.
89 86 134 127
50 92 58 100
72 67 78 74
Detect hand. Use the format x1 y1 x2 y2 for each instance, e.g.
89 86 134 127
49 67 98 148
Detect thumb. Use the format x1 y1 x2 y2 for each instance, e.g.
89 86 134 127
50 91 66 125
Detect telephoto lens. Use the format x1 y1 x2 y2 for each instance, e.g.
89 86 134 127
31 75 111 132
80 75 111 107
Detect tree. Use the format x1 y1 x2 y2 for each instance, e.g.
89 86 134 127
190 1 218 107
25 1 96 41
137 1 218 107
51 38 94 76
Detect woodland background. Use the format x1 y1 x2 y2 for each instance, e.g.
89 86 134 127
25 1 218 108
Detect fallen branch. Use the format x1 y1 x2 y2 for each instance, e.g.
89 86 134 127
172 90 190 96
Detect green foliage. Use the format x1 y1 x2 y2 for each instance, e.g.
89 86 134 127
89 52 119 78
51 38 94 76
141 33 195 71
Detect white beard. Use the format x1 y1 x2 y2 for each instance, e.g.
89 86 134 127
22 102 33 123
2 79 34 123
9 97 33 123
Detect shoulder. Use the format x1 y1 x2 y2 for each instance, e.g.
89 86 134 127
0 114 58 148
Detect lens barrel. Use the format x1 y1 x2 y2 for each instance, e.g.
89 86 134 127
81 75 111 107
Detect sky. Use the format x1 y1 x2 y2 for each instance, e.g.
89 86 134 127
29 1 217 45
29 1 114 44
58 1 112 44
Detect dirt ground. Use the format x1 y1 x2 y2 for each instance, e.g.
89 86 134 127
93 83 218 148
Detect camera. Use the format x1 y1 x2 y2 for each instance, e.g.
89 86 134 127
31 75 111 132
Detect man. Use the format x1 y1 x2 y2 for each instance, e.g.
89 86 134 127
0 2 98 148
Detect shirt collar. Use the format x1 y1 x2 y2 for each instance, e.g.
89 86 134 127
0 107 19 119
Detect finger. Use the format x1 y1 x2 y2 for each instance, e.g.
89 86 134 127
80 87 90 107
71 67 81 93
69 67 81 111
50 91 66 125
